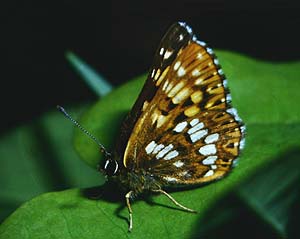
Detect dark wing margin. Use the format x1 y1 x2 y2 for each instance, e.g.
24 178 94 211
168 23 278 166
115 22 194 158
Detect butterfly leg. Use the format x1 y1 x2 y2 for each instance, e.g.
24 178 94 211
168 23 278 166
125 191 133 232
152 189 197 213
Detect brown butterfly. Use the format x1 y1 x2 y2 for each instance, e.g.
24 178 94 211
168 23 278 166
59 22 245 232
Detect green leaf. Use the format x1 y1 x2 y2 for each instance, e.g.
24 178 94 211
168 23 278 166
73 77 145 167
0 106 102 223
238 149 300 236
190 194 280 238
1 51 300 238
66 51 113 96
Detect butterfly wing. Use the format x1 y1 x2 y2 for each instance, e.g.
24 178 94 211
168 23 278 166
118 22 245 185
141 110 245 185
116 22 193 159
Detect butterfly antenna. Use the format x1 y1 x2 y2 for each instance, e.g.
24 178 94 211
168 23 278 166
57 105 110 157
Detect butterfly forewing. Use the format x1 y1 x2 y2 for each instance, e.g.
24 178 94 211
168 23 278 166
118 22 244 187
116 22 193 159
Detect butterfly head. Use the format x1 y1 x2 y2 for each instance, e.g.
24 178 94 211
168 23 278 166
101 152 119 177
56 105 120 177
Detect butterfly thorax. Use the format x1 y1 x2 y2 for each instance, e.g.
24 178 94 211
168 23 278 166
112 167 161 195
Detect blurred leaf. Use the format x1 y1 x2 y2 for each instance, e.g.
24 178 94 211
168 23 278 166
1 51 300 238
0 106 102 223
238 149 300 237
66 51 113 96
73 77 144 167
190 195 279 239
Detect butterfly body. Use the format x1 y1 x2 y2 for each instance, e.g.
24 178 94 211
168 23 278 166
99 21 245 231
114 167 159 195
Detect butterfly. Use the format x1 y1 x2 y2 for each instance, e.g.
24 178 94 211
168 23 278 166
102 21 246 231
59 21 245 232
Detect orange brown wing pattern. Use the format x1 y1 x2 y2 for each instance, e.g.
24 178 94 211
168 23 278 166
115 22 193 158
142 110 245 185
119 22 245 185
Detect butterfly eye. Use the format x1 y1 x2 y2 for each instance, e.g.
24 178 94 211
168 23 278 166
103 159 119 176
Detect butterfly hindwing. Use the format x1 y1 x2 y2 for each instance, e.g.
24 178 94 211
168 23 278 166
141 110 244 185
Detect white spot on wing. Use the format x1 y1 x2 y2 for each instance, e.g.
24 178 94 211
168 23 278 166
159 47 164 55
241 125 246 134
233 158 239 167
185 25 192 34
197 40 206 46
204 133 219 144
156 115 167 128
223 79 228 87
164 50 172 59
151 69 155 78
214 59 219 65
156 144 174 159
192 69 201 77
145 141 156 154
226 94 232 102
173 121 188 133
177 66 186 77
199 144 217 155
164 150 179 160
162 80 169 91
204 170 214 177
188 122 204 134
152 144 165 154
173 160 184 168
227 108 242 122
232 158 239 167
179 34 184 41
195 78 204 85
174 61 181 71
202 156 217 165
239 138 246 150
190 129 208 143
211 165 217 170
163 176 178 182
218 69 224 75
206 47 213 55
168 81 186 97
190 118 199 126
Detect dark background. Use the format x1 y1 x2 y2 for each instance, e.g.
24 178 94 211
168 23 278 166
1 1 300 133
